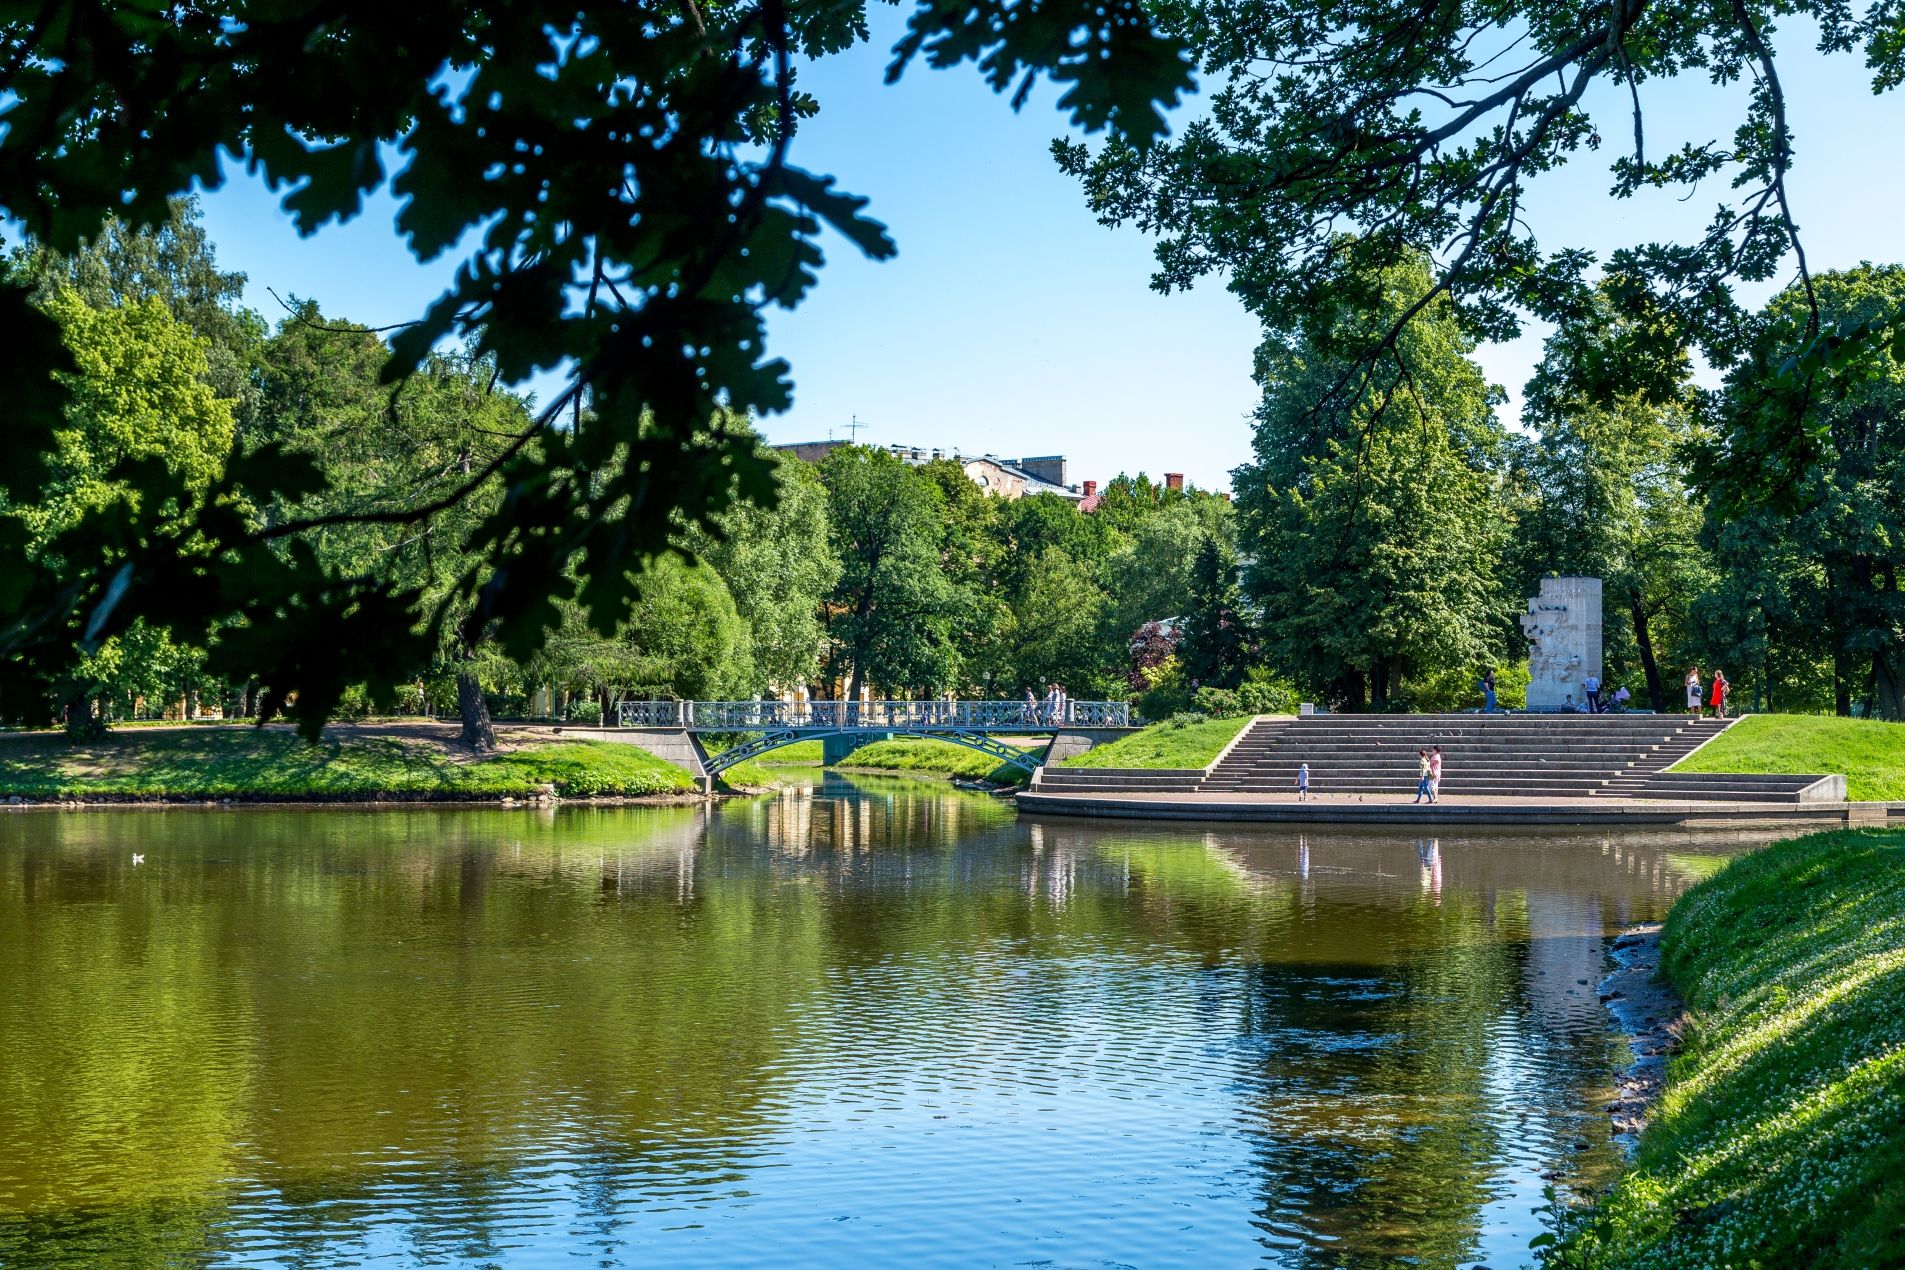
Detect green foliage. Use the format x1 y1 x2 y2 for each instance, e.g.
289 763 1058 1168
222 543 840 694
1058 714 1248 769
1057 0 1900 400
0 732 693 798
1554 829 1905 1268
0 0 1193 732
1237 254 1514 708
1191 671 1297 718
1669 713 1905 802
820 446 960 694
1176 537 1254 689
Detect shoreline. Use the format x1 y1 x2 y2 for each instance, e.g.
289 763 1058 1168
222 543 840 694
0 790 717 810
1598 922 1685 1151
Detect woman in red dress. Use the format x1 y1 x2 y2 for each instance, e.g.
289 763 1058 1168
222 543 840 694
1710 669 1730 720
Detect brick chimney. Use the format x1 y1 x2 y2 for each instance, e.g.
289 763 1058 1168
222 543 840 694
1082 480 1098 496
1164 472 1184 491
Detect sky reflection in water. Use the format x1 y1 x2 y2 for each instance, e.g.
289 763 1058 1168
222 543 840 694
0 777 1773 1267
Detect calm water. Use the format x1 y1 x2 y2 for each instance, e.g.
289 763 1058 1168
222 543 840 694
0 776 1769 1268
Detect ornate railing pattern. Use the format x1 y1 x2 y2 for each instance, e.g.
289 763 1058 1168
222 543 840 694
616 699 687 727
678 700 1127 730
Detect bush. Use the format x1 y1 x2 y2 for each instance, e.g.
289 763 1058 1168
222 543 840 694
1191 673 1298 718
1136 678 1194 722
567 698 603 724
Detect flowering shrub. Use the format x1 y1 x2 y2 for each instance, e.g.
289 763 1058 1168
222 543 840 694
1126 620 1180 692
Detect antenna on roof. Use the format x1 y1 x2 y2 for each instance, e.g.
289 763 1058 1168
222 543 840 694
845 414 868 443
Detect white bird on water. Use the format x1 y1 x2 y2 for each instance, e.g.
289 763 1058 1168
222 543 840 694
131 853 144 865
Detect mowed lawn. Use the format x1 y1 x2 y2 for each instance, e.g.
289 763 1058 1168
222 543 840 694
1671 713 1905 801
0 726 695 798
1058 715 1252 769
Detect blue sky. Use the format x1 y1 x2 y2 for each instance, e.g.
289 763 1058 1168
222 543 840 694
193 12 1905 492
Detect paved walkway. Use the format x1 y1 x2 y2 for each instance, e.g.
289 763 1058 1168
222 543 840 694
1016 788 1901 828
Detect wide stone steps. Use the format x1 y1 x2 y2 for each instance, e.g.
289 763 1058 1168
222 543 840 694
1197 714 1744 800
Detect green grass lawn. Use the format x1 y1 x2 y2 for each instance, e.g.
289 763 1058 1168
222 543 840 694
0 729 695 798
1557 828 1905 1268
720 735 1035 787
837 737 1034 784
1057 715 1252 769
1670 713 1905 801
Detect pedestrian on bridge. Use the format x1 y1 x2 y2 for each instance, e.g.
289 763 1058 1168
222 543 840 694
1023 686 1038 726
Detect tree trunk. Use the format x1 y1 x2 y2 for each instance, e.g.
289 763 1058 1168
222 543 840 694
457 670 496 752
1370 656 1391 709
1631 598 1665 712
1876 651 1904 721
1834 650 1853 717
63 687 104 741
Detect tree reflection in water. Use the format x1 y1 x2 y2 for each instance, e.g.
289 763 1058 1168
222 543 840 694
0 794 1773 1267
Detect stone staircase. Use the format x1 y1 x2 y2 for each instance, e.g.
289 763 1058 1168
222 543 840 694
1198 713 1745 799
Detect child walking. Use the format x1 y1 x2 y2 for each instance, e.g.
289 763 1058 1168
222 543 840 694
1295 762 1310 801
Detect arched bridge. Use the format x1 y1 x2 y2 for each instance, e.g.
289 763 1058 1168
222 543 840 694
615 699 1132 777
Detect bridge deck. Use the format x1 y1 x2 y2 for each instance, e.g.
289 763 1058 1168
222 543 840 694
618 699 1131 731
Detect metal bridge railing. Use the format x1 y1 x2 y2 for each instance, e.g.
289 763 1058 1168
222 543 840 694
616 700 687 728
658 699 1129 730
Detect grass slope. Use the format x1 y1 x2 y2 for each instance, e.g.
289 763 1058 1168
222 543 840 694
1670 713 1905 801
719 735 1035 788
0 730 694 798
1555 828 1905 1268
1058 715 1251 769
838 737 1034 783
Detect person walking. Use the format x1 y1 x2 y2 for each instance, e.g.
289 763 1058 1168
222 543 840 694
1414 749 1432 804
1710 669 1730 720
1481 669 1498 714
1023 686 1038 725
1428 746 1444 803
1584 672 1601 713
1685 668 1704 716
1295 762 1310 801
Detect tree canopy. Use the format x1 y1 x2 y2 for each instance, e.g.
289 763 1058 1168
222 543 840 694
0 0 1194 732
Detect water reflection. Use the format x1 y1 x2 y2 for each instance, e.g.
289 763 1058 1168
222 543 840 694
0 789 1775 1267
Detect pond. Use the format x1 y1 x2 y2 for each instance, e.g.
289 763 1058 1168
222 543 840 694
0 775 1770 1268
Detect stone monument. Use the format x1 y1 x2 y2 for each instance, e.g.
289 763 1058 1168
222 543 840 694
1519 576 1603 710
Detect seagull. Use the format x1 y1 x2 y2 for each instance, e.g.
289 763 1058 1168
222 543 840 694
131 853 144 865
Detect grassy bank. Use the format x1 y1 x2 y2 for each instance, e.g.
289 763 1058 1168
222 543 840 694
1670 713 1905 800
722 736 1035 787
1554 828 1905 1268
0 728 695 799
1058 715 1252 769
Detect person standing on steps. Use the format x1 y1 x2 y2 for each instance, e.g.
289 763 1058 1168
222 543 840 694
1710 669 1730 720
1584 672 1601 713
1428 746 1444 803
1295 762 1310 801
1481 669 1498 714
1685 667 1704 716
1414 750 1432 804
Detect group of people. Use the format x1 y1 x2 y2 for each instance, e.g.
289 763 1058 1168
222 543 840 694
1022 684 1069 725
1685 667 1731 718
1565 674 1632 713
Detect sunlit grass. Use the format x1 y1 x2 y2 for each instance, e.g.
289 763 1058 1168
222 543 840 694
1556 828 1905 1268
1058 715 1250 769
0 730 694 798
1670 713 1905 801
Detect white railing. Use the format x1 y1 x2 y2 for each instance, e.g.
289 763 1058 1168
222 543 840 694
665 699 1130 730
